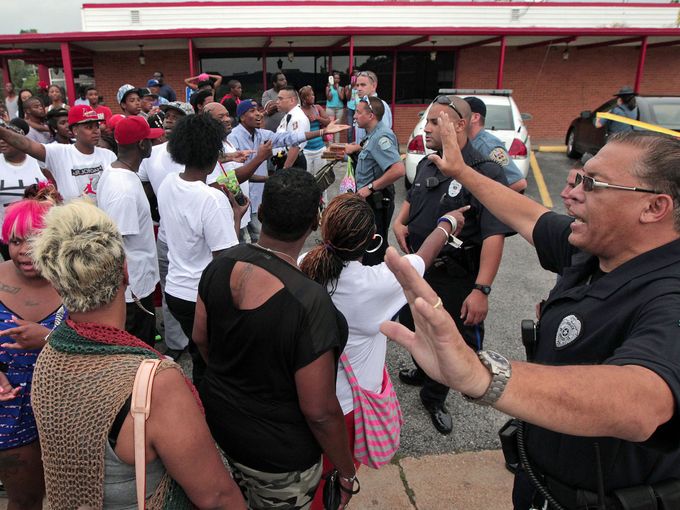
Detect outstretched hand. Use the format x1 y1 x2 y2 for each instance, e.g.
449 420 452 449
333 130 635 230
325 119 351 135
427 111 469 180
379 247 490 396
0 317 50 350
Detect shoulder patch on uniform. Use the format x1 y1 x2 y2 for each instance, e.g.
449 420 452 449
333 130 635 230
448 180 462 197
555 314 583 349
490 147 510 167
378 136 393 150
291 121 299 130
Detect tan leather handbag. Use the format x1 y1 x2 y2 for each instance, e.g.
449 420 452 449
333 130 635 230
131 359 162 510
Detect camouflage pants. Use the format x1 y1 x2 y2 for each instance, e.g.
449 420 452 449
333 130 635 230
227 456 323 510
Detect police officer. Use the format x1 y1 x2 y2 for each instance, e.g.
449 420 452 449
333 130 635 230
386 119 680 509
595 85 638 135
465 96 527 193
273 86 309 170
394 96 512 435
346 96 405 266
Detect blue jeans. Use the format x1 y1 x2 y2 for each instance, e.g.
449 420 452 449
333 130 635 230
346 108 355 143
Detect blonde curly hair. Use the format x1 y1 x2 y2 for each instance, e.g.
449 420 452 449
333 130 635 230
31 200 126 313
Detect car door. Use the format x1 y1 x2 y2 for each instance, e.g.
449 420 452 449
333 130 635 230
578 100 615 154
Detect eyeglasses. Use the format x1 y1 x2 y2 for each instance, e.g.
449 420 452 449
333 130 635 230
574 173 661 194
361 96 374 114
433 95 463 120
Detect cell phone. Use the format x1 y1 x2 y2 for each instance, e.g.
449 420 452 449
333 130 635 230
328 76 334 85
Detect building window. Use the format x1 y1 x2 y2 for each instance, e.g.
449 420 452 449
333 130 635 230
395 51 455 105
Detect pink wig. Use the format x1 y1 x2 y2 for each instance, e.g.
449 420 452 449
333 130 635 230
1 199 53 243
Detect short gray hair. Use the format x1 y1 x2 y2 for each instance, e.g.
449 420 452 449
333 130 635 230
31 200 126 313
609 131 680 232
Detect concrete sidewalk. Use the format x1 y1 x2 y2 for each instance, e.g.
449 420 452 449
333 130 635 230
0 449 513 509
352 449 513 510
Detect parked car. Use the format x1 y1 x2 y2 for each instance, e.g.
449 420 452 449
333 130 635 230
565 95 680 158
405 89 532 184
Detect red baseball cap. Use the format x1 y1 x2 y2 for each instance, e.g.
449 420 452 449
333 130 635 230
114 116 164 145
107 114 126 131
68 105 100 126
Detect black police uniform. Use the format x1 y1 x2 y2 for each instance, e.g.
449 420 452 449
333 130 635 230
400 142 512 409
514 212 680 509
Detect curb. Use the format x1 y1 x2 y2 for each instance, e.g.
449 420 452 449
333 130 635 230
536 145 567 153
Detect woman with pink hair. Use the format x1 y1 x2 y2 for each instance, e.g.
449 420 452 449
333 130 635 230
0 187 63 510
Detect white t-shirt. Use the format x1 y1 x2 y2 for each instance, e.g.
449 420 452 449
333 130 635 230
96 166 160 303
158 173 238 302
138 142 185 244
301 254 425 414
207 140 250 230
275 105 310 151
0 155 45 224
5 96 18 119
43 144 116 201
138 141 184 195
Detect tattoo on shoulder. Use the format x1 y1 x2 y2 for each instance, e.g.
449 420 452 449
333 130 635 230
0 282 19 295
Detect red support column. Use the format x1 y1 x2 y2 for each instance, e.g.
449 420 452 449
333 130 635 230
348 36 354 75
634 36 648 94
60 42 76 106
496 36 506 89
262 50 268 92
37 64 50 85
188 39 198 77
1 58 10 85
391 50 397 111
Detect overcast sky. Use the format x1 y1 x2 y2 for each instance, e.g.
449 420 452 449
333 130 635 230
0 0 668 35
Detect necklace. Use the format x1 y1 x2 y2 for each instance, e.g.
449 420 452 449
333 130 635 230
255 243 298 266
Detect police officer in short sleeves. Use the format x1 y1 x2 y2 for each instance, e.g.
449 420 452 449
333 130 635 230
346 96 405 266
393 98 512 434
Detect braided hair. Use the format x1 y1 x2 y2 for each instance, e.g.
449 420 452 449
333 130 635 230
300 193 376 294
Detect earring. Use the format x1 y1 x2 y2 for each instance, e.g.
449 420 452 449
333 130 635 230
365 234 384 254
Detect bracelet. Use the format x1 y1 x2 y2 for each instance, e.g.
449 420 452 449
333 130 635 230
436 226 451 242
438 215 458 233
339 473 357 484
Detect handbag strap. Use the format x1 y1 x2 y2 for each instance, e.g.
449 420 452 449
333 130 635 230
339 352 360 392
131 359 162 510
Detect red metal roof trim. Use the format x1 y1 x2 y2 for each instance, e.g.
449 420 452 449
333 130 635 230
1 27 680 45
82 1 680 8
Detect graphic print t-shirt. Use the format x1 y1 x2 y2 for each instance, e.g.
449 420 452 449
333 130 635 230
44 144 116 201
0 155 44 223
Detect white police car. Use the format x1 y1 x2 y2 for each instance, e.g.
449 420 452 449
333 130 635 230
405 89 532 185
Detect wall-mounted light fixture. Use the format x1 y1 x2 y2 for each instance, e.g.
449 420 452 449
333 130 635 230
562 45 570 61
138 44 146 65
430 40 437 62
287 41 294 62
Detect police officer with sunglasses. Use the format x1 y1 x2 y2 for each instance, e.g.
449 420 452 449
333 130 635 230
396 118 680 509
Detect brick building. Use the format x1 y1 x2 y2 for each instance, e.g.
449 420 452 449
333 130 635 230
1 1 679 143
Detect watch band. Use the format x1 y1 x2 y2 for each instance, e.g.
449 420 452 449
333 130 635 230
473 283 491 295
464 350 511 406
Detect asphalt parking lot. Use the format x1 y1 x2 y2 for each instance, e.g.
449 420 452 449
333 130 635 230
303 150 578 458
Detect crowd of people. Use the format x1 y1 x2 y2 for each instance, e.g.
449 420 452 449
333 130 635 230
0 66 677 510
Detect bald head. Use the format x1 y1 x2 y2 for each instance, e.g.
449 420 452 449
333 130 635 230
450 96 472 123
203 102 232 134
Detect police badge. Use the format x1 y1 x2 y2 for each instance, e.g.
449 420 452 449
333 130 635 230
555 314 582 348
490 147 510 167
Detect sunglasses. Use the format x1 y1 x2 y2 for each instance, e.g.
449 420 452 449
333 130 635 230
360 96 374 114
575 173 661 194
433 95 463 120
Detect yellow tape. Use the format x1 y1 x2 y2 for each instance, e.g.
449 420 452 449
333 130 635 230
595 112 680 138
530 151 553 209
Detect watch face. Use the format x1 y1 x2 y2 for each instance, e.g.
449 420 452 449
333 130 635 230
486 350 506 364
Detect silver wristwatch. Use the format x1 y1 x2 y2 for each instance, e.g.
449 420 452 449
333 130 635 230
464 350 511 406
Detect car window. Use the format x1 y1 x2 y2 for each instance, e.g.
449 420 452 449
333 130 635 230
646 101 680 130
485 104 514 131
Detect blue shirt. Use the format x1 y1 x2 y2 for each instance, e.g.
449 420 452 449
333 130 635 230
355 122 401 189
470 129 524 185
227 124 306 211
354 96 392 142
599 104 638 134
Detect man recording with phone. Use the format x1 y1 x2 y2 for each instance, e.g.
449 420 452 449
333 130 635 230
345 96 405 266
393 96 511 435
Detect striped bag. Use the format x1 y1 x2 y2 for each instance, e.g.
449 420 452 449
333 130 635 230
340 353 403 469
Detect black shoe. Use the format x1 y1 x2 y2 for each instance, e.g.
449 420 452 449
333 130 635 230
398 368 425 386
423 402 453 435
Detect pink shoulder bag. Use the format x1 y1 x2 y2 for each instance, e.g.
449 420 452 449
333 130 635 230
339 353 403 469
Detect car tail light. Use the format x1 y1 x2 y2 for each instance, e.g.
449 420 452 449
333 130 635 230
508 138 527 158
408 135 425 155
